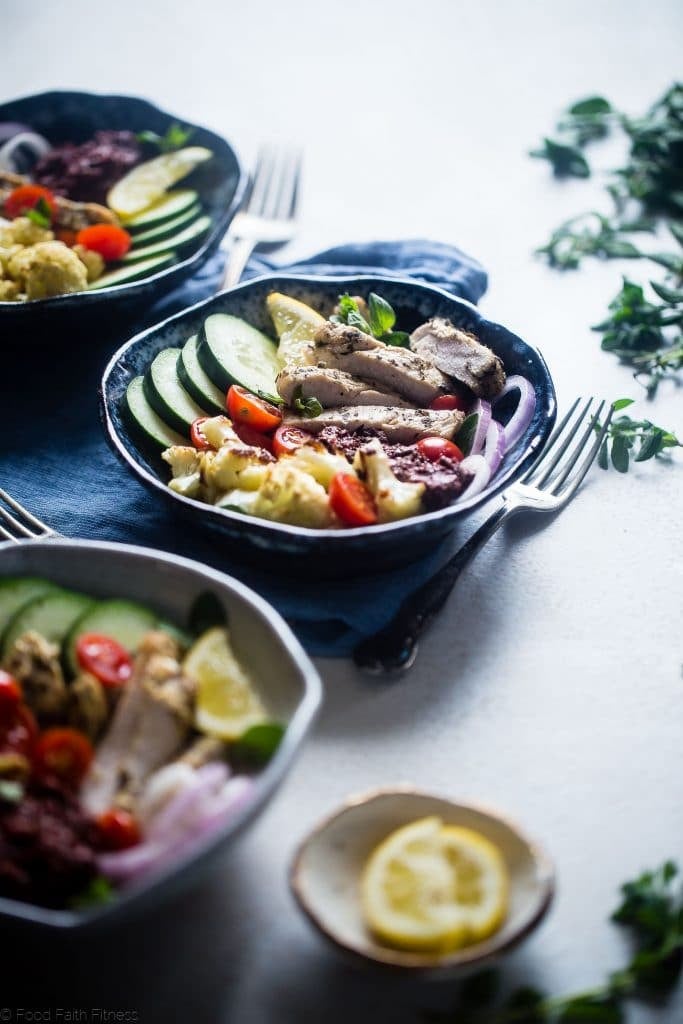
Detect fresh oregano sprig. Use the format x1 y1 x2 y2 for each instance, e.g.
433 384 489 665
331 292 410 347
597 399 681 472
431 861 683 1024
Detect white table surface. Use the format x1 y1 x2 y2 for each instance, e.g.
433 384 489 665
3 1 682 1021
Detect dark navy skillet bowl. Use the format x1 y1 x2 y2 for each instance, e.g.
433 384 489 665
0 90 246 335
101 274 557 579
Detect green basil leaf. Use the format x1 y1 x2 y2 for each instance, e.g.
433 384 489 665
347 309 372 334
70 876 115 909
611 398 635 411
368 292 396 336
293 390 323 418
382 330 410 348
455 413 479 455
232 722 285 765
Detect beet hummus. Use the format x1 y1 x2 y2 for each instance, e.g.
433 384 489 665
33 130 142 204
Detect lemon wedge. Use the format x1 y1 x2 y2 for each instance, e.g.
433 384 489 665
266 292 325 366
108 147 213 218
184 626 267 740
360 817 509 953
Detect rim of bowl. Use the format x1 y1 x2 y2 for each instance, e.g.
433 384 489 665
0 537 322 928
289 784 555 972
100 272 557 542
0 89 248 308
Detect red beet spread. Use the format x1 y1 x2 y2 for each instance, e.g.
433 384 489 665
33 130 142 205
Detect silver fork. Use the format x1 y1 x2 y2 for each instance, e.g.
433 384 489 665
0 489 57 543
353 397 614 675
220 146 301 290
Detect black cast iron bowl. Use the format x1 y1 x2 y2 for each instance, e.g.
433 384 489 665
100 274 557 579
0 538 322 932
0 90 246 334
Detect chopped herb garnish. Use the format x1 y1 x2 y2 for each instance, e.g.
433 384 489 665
232 722 285 766
433 861 683 1023
293 388 323 418
332 292 409 346
26 196 53 228
597 399 681 472
70 875 115 909
137 122 194 153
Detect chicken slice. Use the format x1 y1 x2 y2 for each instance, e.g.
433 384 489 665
67 672 109 741
80 631 196 816
314 322 450 405
276 365 410 408
284 405 464 443
3 631 67 721
410 318 505 398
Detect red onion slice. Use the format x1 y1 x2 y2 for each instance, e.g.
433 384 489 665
470 400 492 455
0 131 51 173
495 375 536 452
483 419 506 475
459 454 491 499
146 762 229 840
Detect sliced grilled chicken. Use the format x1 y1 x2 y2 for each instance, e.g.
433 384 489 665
276 365 410 408
4 631 67 721
314 322 449 405
284 405 464 443
80 631 195 816
0 170 119 230
410 318 505 398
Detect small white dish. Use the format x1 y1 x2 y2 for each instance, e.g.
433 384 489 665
290 787 555 976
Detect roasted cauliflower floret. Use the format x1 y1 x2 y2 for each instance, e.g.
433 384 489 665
162 445 202 498
200 416 240 449
8 241 88 299
0 216 53 247
286 445 354 489
207 442 274 492
251 462 332 527
0 278 21 301
73 243 105 282
0 243 22 275
356 439 425 522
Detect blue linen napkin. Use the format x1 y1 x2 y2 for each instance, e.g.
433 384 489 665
1 241 487 657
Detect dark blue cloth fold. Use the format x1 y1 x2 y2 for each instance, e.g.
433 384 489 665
1 241 487 657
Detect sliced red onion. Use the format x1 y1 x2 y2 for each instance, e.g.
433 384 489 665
191 776 255 837
97 841 167 882
470 399 492 455
0 131 51 172
459 454 491 499
483 419 506 475
495 375 536 452
146 762 229 840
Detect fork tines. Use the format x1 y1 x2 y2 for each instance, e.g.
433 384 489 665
0 488 55 543
522 397 614 499
248 145 302 221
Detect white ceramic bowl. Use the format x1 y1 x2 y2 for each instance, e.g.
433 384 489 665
291 787 554 976
0 538 322 931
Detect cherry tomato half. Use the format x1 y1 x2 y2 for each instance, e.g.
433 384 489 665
329 473 378 526
233 422 274 453
34 728 93 789
416 436 465 463
0 670 22 709
54 227 77 247
75 224 132 261
4 184 57 221
190 417 215 451
430 394 469 412
272 424 314 457
76 633 133 688
227 385 282 434
97 808 142 850
0 703 38 759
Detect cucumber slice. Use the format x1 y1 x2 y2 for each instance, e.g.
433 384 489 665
198 314 282 402
64 599 158 677
143 348 210 433
2 590 94 660
178 335 226 415
124 190 199 231
121 216 211 264
0 577 59 639
88 253 174 290
129 204 201 246
125 376 186 448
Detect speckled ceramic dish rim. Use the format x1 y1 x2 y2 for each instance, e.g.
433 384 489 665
100 272 557 542
290 785 556 974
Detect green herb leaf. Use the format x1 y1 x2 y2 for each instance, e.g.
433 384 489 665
347 309 372 333
137 122 194 153
611 398 634 411
382 330 410 347
188 591 228 635
610 433 630 472
568 96 612 117
368 292 396 336
70 876 115 909
530 138 591 178
232 722 285 765
293 388 323 418
455 413 479 455
26 196 52 228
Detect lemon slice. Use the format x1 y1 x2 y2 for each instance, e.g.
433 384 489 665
184 626 267 740
361 817 509 953
266 292 325 366
108 147 213 218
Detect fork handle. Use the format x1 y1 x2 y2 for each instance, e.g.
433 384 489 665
353 502 513 675
220 237 256 291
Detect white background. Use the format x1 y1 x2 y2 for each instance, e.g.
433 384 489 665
3 1 682 1021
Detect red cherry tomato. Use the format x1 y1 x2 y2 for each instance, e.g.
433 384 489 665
0 670 22 709
417 436 465 463
75 633 133 688
233 422 274 453
0 703 38 759
4 184 57 221
329 473 378 526
430 394 469 412
272 424 314 457
33 728 93 788
97 808 142 850
75 224 132 261
54 227 77 247
227 385 282 433
190 417 215 451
